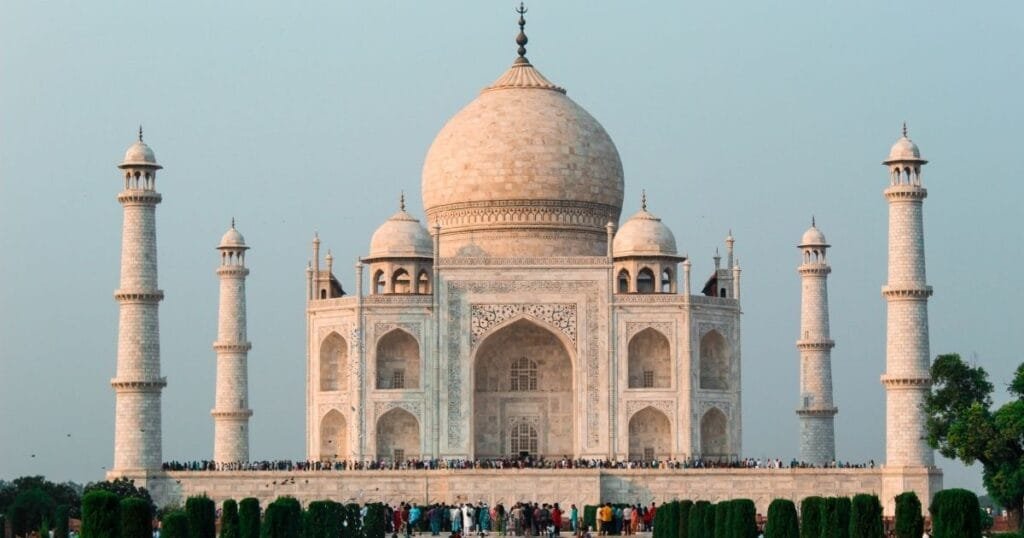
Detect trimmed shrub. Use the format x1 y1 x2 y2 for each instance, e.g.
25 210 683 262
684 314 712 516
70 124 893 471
161 511 189 538
714 502 730 538
261 496 302 538
55 504 71 538
893 492 923 538
238 498 260 538
729 499 757 538
652 503 668 538
583 505 598 533
688 502 710 538
220 500 239 538
186 496 216 538
306 500 343 538
120 497 153 538
848 494 883 538
679 500 694 538
833 498 851 538
820 498 840 538
764 499 799 538
362 503 387 538
704 503 717 538
800 497 826 538
342 503 362 538
930 488 981 538
82 489 121 538
662 502 681 538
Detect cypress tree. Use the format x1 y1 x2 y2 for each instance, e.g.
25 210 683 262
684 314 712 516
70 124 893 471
54 504 71 538
220 500 240 538
729 499 757 538
238 498 260 538
820 498 839 538
929 489 981 538
713 502 730 538
362 503 387 538
305 500 343 538
186 496 216 538
653 503 667 538
81 489 121 538
833 498 851 538
799 497 825 538
120 497 153 538
704 502 717 538
848 494 883 538
894 492 923 538
764 499 799 538
261 496 302 538
688 502 709 538
342 503 362 538
678 500 694 538
161 511 189 538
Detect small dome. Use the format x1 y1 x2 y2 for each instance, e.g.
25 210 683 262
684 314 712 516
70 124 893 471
613 208 678 257
119 133 162 169
883 125 926 164
367 209 433 259
799 224 828 247
218 224 247 249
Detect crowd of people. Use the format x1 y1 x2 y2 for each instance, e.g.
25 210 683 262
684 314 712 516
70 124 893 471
161 456 875 473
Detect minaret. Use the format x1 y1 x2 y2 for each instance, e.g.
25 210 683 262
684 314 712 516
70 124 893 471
212 220 253 465
881 124 934 467
796 218 837 465
111 128 166 473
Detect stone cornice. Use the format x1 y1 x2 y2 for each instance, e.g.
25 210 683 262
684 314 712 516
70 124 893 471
884 185 927 201
114 290 164 303
880 375 932 388
426 199 619 233
211 409 254 419
117 191 162 205
881 286 933 299
796 339 835 350
438 256 611 267
798 265 831 276
796 407 838 417
213 342 252 352
110 378 167 391
217 266 250 277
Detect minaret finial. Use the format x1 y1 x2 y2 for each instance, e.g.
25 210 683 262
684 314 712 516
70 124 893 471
641 189 648 211
902 121 908 138
400 190 406 212
812 215 816 228
515 3 529 62
138 125 144 142
231 217 236 229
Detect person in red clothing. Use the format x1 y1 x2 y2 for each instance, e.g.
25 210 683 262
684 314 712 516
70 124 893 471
551 504 562 534
644 503 655 532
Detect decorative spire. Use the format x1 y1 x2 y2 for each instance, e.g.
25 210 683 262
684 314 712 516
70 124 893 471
812 215 816 228
515 3 529 63
902 121 908 138
138 125 144 142
641 189 648 211
231 217 236 229
400 190 406 212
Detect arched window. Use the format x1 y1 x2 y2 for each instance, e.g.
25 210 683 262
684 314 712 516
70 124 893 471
617 269 630 294
510 357 538 391
661 268 673 293
699 330 730 390
719 288 727 298
637 268 655 293
417 270 431 294
319 332 348 391
509 422 538 456
392 269 411 294
319 410 347 461
700 408 728 458
376 329 420 389
374 270 385 295
628 328 671 389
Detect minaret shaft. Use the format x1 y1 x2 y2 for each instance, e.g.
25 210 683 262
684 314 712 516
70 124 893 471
212 230 252 465
796 229 836 466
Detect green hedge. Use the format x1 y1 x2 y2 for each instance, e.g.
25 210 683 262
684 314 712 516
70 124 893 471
704 503 717 538
729 499 756 538
848 494 882 538
238 498 260 538
713 502 730 538
679 500 694 538
186 496 216 538
261 497 302 538
120 497 152 538
81 490 121 538
821 498 851 538
930 489 981 538
362 503 386 538
652 502 668 538
305 500 343 538
764 499 799 538
799 497 825 538
342 503 362 538
688 502 710 538
161 511 189 538
893 492 923 538
220 500 239 538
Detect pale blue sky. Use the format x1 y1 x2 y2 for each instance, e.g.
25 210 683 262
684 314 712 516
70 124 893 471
1 1 1022 497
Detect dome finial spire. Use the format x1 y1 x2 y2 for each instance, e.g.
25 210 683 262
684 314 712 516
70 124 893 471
902 121 908 138
138 124 144 142
641 189 648 211
231 217 236 229
812 215 816 228
400 190 406 212
515 2 529 63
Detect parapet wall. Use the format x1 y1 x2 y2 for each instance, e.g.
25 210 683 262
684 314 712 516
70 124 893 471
131 467 941 516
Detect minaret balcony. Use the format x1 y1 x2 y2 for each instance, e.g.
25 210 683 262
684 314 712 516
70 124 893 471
110 377 167 391
117 190 162 205
880 375 931 388
795 407 838 417
213 341 252 352
113 290 165 303
883 185 927 201
881 285 932 299
211 409 254 419
796 339 835 351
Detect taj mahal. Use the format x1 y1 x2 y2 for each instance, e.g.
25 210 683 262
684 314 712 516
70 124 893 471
107 9 941 514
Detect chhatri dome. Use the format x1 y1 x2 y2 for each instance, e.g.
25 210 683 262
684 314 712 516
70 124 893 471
421 6 624 257
366 193 433 259
613 192 679 257
119 126 162 169
218 220 247 249
884 123 927 164
799 218 828 247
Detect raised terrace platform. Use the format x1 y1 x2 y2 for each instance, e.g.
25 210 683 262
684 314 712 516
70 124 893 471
125 467 941 515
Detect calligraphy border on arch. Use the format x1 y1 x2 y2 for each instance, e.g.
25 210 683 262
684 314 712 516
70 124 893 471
624 400 675 423
470 303 577 348
446 280 600 449
624 321 674 342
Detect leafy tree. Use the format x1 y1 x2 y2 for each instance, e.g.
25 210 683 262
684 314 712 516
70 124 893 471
714 502 730 538
679 500 694 538
662 502 680 538
186 496 216 538
7 487 56 536
306 500 343 538
121 497 153 538
261 496 301 538
220 499 240 538
728 499 756 538
930 489 981 538
55 504 71 538
363 503 386 538
342 503 362 538
703 503 716 538
238 498 260 538
0 476 81 520
799 497 825 538
688 502 710 538
85 478 156 518
764 499 799 538
925 354 1024 527
82 489 121 538
893 492 923 538
821 497 849 538
848 494 882 538
161 510 189 538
